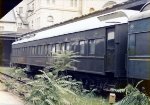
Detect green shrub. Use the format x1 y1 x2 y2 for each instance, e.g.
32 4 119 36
111 81 150 105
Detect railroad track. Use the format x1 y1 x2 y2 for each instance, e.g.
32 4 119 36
0 72 28 84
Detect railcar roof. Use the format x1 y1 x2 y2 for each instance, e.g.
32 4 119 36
13 10 139 45
129 2 150 21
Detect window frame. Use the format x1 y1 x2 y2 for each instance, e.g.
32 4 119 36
88 39 95 55
79 40 85 55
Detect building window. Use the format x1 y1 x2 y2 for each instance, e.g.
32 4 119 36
52 0 55 4
0 26 4 31
79 41 85 55
47 16 54 25
47 0 50 4
89 8 95 13
71 0 73 7
32 3 34 10
19 7 23 14
18 23 22 28
37 17 40 28
89 39 95 55
70 0 78 7
31 20 34 28
74 0 77 7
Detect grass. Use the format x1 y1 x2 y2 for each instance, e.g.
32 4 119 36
61 93 109 105
0 66 110 105
0 66 15 75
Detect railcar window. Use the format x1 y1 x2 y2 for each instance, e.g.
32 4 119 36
48 45 52 55
24 47 25 52
34 46 37 55
16 49 17 55
18 48 20 55
107 28 115 49
79 41 85 55
15 49 17 56
61 43 65 52
30 47 32 55
44 45 48 55
12 49 14 56
19 48 21 55
95 38 105 56
22 48 24 53
13 49 14 55
25 47 28 54
20 48 22 55
74 42 79 52
31 47 33 55
17 48 19 55
13 49 14 56
15 49 16 56
41 45 44 55
135 33 150 55
33 46 36 55
28 47 30 55
56 44 60 52
71 42 76 52
37 46 41 55
66 42 70 51
129 34 135 55
52 44 56 54
20 48 22 54
17 48 19 56
89 39 95 55
32 47 34 55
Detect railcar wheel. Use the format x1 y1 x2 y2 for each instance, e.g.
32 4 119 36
136 80 150 96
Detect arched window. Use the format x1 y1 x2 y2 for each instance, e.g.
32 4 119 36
47 15 54 22
103 1 117 8
47 16 54 25
89 8 95 13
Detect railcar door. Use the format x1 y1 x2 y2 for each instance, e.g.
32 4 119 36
106 28 115 73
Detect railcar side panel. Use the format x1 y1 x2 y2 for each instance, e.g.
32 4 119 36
114 24 128 77
128 18 150 80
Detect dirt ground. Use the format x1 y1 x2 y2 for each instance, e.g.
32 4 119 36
0 83 24 105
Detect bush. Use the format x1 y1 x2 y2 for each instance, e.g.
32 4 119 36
111 82 150 105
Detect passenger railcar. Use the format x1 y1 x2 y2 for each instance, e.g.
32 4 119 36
128 2 150 80
11 9 143 89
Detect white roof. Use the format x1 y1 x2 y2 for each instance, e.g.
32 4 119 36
13 10 139 45
129 9 150 21
0 10 16 22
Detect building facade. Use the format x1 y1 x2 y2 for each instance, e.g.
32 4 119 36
13 0 128 30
